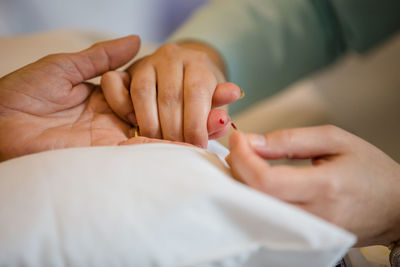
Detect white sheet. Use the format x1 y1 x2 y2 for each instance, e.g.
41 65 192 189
0 143 355 266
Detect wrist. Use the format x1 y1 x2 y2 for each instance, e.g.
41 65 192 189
176 40 227 79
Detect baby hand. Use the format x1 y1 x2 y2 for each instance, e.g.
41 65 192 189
101 43 242 147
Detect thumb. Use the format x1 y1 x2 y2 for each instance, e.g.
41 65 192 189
45 35 141 85
245 125 349 159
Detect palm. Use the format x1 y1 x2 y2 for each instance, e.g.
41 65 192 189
0 90 130 161
0 36 140 161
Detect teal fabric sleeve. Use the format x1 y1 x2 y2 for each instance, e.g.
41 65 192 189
169 0 400 114
331 0 400 52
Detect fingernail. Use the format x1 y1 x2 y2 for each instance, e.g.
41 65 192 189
239 89 245 99
247 134 266 147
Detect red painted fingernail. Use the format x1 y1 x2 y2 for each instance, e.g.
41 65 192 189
219 118 225 125
231 122 238 130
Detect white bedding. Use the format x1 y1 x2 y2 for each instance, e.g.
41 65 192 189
0 143 355 266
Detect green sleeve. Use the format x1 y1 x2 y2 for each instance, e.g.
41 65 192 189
169 0 400 114
331 0 400 52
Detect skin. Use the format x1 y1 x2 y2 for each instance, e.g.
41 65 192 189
226 125 400 247
101 41 238 148
0 36 194 162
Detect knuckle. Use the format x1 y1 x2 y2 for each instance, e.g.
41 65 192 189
130 56 152 70
42 53 64 62
136 59 152 70
158 87 182 106
41 53 71 69
185 83 212 100
158 43 179 55
41 53 79 80
132 80 154 99
193 50 211 63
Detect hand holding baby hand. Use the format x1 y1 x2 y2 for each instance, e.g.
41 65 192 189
227 126 400 246
101 42 242 148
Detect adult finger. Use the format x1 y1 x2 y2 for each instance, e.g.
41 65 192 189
25 35 140 110
47 35 141 85
183 63 216 148
212 83 243 107
245 125 351 160
101 71 136 124
156 61 184 141
131 64 161 138
228 131 321 202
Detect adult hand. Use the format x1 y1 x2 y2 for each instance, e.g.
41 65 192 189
0 36 143 161
101 41 242 148
227 125 400 246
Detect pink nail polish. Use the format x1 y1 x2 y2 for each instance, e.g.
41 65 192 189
219 118 225 125
231 122 238 130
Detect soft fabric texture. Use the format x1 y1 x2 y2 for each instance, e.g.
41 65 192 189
0 143 354 266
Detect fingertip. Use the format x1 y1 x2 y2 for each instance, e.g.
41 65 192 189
227 131 268 189
100 70 113 85
85 35 142 73
110 34 140 42
221 82 242 98
229 131 257 164
112 35 141 50
229 130 245 150
212 82 242 107
118 34 141 50
207 109 229 134
100 70 116 88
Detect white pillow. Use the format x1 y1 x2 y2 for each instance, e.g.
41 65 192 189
0 143 355 266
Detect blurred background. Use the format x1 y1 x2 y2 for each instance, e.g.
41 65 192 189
0 0 206 42
0 2 399 265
